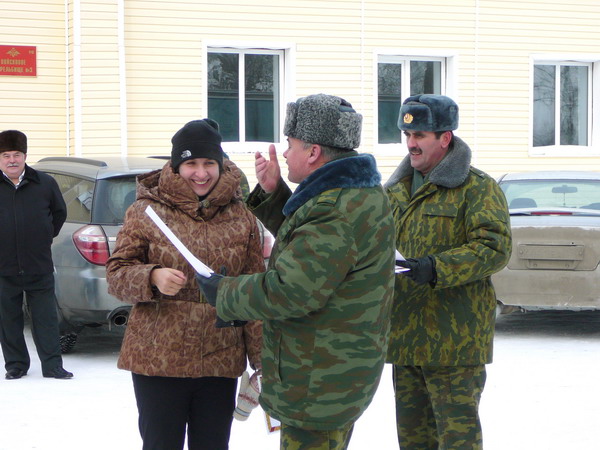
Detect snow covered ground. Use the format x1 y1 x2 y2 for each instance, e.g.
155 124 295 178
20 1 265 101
1 310 599 450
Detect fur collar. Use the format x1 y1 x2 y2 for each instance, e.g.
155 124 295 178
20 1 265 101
283 153 381 216
384 136 472 189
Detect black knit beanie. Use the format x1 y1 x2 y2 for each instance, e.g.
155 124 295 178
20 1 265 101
0 130 28 153
171 119 223 173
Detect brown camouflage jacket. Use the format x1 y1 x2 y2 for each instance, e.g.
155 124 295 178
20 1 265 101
106 159 263 378
384 136 512 366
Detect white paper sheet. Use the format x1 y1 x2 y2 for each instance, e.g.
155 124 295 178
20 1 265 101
395 249 410 273
144 205 213 277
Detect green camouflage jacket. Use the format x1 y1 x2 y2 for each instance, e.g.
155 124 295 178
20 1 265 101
384 137 511 366
217 152 395 431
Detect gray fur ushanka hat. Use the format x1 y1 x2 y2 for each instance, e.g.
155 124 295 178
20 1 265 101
398 94 459 132
283 94 362 150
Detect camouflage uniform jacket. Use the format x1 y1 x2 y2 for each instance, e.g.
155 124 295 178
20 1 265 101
217 153 396 431
384 137 511 366
106 159 263 378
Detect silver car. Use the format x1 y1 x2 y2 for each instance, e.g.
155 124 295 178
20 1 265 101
31 156 166 352
33 156 272 352
493 171 600 314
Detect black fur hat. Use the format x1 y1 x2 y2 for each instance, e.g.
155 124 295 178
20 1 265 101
0 130 27 153
171 119 223 173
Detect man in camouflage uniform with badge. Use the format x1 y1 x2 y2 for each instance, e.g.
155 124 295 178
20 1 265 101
197 93 395 449
384 94 512 449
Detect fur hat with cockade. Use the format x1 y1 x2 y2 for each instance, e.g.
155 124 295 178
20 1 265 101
170 119 223 173
0 130 27 154
283 94 362 150
397 94 459 132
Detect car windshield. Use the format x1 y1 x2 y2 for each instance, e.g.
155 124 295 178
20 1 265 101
92 176 137 224
500 179 600 212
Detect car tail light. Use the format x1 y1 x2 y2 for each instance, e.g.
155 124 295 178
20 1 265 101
73 225 110 265
531 211 573 216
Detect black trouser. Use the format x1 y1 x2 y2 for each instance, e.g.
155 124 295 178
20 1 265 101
132 373 237 450
0 273 63 374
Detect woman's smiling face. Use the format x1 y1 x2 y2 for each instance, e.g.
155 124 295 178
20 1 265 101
178 157 220 197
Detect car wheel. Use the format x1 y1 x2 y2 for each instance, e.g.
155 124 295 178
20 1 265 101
60 332 78 354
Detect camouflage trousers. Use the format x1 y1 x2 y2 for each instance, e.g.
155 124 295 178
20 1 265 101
393 365 487 450
280 422 354 450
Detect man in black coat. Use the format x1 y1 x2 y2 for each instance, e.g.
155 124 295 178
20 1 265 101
0 130 72 380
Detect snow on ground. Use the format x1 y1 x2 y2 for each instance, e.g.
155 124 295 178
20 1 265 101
1 310 599 450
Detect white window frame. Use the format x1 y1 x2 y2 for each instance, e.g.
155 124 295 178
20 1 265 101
530 54 600 157
204 41 295 154
373 49 458 154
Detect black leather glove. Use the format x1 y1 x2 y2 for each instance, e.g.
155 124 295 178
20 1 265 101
195 270 247 328
195 272 223 307
215 317 248 329
395 256 437 285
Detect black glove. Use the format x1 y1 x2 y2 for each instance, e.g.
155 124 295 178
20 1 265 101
195 272 223 307
396 256 437 285
195 269 247 328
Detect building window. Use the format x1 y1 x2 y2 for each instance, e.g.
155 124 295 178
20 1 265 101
208 49 282 143
377 56 444 144
533 62 591 147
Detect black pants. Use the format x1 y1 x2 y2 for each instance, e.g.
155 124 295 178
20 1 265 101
0 273 63 373
132 373 237 450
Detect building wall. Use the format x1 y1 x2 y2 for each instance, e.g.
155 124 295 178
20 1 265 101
1 0 67 161
472 0 600 175
74 0 123 156
2 0 599 185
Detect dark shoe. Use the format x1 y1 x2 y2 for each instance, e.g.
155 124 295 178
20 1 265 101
43 367 73 379
5 368 27 380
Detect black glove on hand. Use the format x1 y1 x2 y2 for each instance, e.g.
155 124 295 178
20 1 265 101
195 270 247 328
215 317 248 328
396 256 437 285
195 272 223 307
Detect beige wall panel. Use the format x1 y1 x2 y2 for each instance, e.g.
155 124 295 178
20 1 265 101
0 0 67 161
124 0 361 157
74 1 124 157
4 0 600 171
473 1 600 175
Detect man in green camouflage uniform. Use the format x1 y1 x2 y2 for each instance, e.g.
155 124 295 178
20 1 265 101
384 95 512 449
197 94 395 450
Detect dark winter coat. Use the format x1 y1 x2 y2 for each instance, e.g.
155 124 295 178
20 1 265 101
217 153 396 431
106 160 263 378
0 164 66 276
384 136 512 366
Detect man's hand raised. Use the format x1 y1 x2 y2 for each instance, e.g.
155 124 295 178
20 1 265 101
255 144 281 194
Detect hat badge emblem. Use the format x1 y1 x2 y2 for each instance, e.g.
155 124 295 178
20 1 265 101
403 113 413 124
181 150 192 158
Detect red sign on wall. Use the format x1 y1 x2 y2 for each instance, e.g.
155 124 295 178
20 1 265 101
0 46 37 77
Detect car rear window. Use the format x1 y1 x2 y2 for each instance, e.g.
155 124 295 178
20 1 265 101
500 179 600 210
92 177 137 224
44 173 95 223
